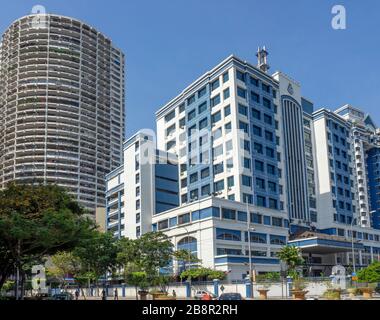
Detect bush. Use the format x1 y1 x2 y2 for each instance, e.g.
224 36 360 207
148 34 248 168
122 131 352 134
357 262 380 283
323 289 341 300
180 268 226 281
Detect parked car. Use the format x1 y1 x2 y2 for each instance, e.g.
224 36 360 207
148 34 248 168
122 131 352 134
194 290 217 300
218 293 243 300
50 292 74 300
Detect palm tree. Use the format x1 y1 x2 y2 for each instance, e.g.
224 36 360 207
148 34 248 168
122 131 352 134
277 245 304 278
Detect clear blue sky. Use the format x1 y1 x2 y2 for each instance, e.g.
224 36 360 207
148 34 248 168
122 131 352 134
1 0 379 137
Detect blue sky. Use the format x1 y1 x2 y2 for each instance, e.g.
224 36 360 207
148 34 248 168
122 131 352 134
1 0 379 137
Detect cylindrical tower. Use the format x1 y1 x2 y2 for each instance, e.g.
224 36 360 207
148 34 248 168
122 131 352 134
0 14 125 214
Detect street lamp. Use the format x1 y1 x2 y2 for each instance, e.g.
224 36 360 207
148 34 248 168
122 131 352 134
350 216 357 273
246 201 255 296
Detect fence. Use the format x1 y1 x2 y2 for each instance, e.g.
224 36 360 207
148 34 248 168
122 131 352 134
63 278 336 299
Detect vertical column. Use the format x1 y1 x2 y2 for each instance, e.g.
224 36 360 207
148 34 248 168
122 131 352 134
213 279 219 297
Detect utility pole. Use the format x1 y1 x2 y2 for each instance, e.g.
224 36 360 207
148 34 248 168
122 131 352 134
246 202 255 298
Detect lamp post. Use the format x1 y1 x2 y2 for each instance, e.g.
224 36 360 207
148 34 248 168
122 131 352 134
350 217 357 273
246 201 255 297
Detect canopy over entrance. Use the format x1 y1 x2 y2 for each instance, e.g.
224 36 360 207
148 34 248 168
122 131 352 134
288 231 364 254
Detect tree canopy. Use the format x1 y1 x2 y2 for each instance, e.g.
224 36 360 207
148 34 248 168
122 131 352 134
357 261 380 283
0 183 95 292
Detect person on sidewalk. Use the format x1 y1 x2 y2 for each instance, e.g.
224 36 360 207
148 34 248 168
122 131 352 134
114 289 119 300
172 290 177 298
101 289 107 301
75 289 80 300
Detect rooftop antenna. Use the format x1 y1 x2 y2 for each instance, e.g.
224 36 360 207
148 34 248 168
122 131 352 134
256 46 270 73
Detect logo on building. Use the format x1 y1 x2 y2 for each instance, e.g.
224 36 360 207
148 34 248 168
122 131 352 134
287 83 294 95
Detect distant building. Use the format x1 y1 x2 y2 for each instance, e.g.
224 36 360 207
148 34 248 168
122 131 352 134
0 14 125 215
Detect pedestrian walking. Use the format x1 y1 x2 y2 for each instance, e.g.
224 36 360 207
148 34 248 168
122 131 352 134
172 290 176 298
75 289 80 300
114 288 119 300
101 289 107 300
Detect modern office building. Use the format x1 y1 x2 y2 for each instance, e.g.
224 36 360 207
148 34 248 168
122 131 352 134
335 105 380 229
0 14 125 214
106 49 380 278
106 130 179 239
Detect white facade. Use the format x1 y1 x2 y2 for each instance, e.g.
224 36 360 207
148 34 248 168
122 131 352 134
0 14 125 214
151 197 289 281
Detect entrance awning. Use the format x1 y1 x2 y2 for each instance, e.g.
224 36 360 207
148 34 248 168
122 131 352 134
288 231 364 254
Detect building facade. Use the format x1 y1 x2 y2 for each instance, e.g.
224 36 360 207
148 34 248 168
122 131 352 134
0 14 125 214
106 131 179 239
106 50 380 279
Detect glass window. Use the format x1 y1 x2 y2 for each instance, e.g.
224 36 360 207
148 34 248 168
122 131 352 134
256 178 265 190
272 217 283 227
264 114 272 125
251 92 260 103
267 164 276 175
201 167 210 179
225 122 232 134
223 71 229 83
178 213 190 224
216 228 241 241
211 79 220 91
227 176 234 187
270 235 286 245
187 95 195 105
222 208 236 220
201 184 210 196
254 142 263 154
211 111 221 124
210 94 221 107
224 105 231 117
237 87 246 99
199 117 208 129
256 195 266 207
214 179 224 192
198 86 207 98
213 144 223 159
243 157 251 169
245 232 267 244
268 181 276 192
165 110 175 122
189 172 198 183
198 101 207 114
188 109 196 121
250 76 259 86
236 70 245 82
179 103 185 113
223 88 230 100
263 97 271 109
252 108 260 119
242 175 252 187
238 104 248 116
214 162 224 175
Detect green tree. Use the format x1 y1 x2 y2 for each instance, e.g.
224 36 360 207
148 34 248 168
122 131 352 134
73 231 119 294
180 267 226 281
47 251 81 290
173 249 201 273
357 261 380 283
117 232 174 292
277 245 304 279
0 183 95 297
126 271 149 300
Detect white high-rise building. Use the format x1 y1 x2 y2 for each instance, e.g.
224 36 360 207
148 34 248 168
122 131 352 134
107 49 380 278
0 14 125 214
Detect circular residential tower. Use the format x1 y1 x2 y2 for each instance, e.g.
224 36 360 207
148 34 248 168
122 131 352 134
0 14 125 214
